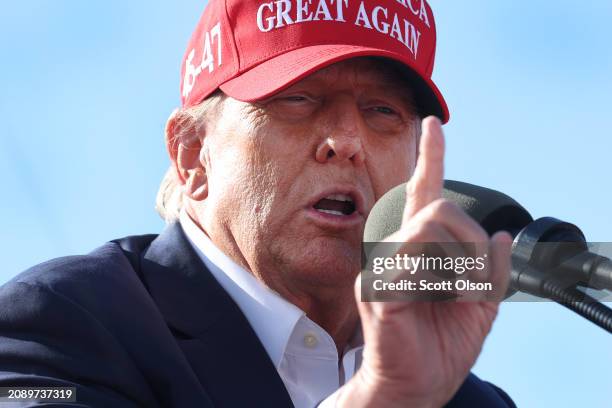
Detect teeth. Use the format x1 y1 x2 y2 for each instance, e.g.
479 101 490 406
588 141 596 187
325 194 353 202
317 209 345 216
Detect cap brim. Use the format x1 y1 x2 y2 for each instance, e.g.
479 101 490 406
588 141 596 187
219 44 449 124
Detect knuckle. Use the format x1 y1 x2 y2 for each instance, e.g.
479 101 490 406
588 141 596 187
428 198 456 216
405 181 420 199
477 230 489 243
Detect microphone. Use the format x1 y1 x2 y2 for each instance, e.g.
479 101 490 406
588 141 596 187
364 179 532 241
364 180 612 292
363 180 612 333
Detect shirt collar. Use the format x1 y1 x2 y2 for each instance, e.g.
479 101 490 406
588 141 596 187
179 210 304 368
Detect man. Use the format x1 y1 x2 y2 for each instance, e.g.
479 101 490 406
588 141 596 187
0 1 515 407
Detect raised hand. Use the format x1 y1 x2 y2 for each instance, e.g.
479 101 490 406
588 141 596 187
339 117 512 408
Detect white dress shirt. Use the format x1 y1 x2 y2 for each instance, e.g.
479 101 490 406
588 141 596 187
179 211 363 408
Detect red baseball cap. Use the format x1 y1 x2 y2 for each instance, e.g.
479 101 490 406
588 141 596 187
180 0 449 123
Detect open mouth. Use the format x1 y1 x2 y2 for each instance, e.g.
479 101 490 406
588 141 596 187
313 193 356 216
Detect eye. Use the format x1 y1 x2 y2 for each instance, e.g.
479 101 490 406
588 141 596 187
282 95 308 102
262 93 320 121
270 94 319 108
371 106 398 115
277 94 317 105
362 102 408 133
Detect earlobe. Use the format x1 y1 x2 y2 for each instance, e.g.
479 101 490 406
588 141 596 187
186 168 208 201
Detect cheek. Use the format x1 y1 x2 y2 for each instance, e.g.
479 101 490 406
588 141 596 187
367 140 416 199
207 134 300 232
208 102 314 234
219 153 270 212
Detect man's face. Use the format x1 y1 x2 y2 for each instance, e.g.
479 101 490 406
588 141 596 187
199 58 419 294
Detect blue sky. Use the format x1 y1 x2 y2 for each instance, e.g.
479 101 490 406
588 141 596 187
1 1 610 407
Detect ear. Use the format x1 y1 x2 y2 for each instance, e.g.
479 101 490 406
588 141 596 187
165 109 208 201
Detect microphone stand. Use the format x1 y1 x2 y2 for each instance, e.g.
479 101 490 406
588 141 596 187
511 217 612 334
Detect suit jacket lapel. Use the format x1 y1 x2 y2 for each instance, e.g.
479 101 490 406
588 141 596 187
139 222 294 408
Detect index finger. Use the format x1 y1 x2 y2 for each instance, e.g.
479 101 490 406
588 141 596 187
402 116 445 224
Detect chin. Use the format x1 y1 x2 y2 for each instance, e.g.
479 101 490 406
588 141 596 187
287 237 362 288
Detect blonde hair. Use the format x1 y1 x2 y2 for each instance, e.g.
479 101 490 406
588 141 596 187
155 91 225 223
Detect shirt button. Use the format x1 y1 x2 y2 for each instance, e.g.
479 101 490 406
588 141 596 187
303 333 318 348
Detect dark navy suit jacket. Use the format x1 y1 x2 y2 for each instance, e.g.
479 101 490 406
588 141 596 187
0 223 515 407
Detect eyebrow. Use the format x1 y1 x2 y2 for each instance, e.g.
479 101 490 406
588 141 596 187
373 64 418 108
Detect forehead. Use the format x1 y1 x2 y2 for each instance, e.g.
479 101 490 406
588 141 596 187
278 57 416 101
312 57 407 81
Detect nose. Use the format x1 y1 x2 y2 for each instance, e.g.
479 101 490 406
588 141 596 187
315 96 366 165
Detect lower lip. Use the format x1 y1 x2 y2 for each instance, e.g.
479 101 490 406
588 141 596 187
304 208 364 230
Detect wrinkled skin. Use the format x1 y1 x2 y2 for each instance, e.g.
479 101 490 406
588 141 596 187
167 57 511 408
